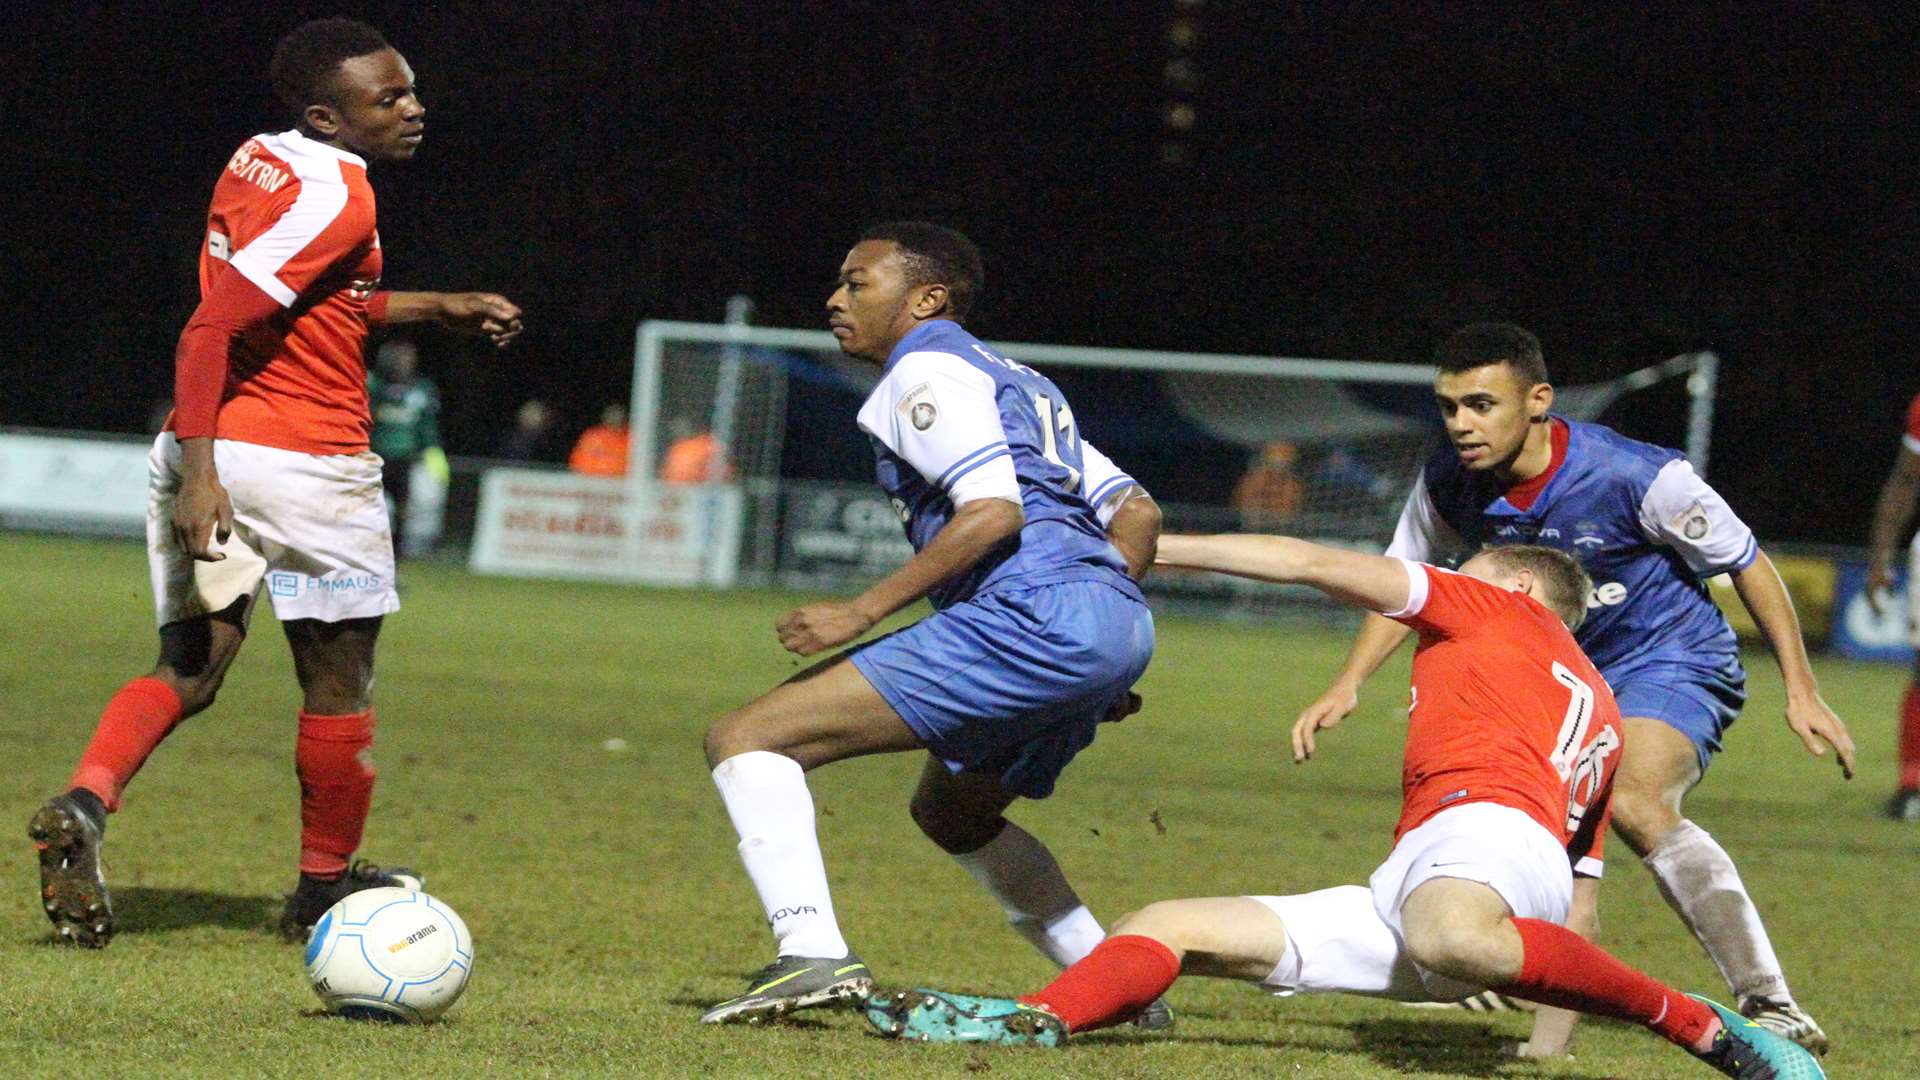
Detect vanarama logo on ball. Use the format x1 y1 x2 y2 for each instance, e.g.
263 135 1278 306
387 923 438 954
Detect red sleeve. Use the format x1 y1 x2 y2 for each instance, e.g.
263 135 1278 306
1904 393 1920 446
1568 780 1612 878
366 290 391 325
1383 560 1513 639
170 270 286 439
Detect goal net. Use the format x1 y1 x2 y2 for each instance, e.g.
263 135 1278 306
629 320 1718 609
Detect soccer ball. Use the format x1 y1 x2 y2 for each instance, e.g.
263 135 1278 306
304 886 473 1022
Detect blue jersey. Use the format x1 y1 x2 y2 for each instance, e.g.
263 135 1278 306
1385 418 1759 677
855 320 1141 610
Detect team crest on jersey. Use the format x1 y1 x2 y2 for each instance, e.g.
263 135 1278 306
1573 520 1605 548
897 382 938 431
1671 501 1712 541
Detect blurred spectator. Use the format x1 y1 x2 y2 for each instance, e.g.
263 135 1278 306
496 399 558 462
367 337 446 557
570 403 631 476
1232 440 1305 531
658 416 735 484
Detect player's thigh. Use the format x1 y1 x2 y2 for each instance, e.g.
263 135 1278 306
283 616 383 714
146 433 273 631
1611 715 1704 849
1397 877 1521 985
908 756 1019 853
1113 897 1291 982
705 651 922 769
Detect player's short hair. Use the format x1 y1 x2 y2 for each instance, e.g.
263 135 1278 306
270 18 391 113
1477 544 1593 630
859 222 985 320
1436 322 1549 387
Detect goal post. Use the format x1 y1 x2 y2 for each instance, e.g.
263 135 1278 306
627 318 1719 599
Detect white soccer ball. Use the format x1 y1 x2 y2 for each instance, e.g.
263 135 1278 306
305 886 473 1023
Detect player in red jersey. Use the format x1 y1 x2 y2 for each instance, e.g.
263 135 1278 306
28 18 522 947
1866 391 1920 822
867 538 1826 1078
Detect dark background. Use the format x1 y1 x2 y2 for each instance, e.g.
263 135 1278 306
5 3 1914 543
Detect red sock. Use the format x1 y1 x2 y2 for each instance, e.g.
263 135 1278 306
1020 935 1180 1034
1496 918 1718 1051
69 677 185 812
296 710 376 878
1899 684 1920 791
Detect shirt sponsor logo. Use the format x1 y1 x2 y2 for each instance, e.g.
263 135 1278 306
1586 581 1629 608
269 572 301 597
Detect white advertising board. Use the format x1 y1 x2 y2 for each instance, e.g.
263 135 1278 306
0 432 150 535
468 469 742 587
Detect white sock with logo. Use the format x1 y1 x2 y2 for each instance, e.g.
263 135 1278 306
711 751 850 960
1642 819 1790 1003
951 821 1105 967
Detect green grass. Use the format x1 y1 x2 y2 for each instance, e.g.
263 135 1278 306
1 531 1914 1077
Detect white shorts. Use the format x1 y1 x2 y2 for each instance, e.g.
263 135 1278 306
1250 802 1574 1003
146 433 400 627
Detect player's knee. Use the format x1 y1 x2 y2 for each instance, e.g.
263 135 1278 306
154 668 222 717
1608 785 1682 854
1111 902 1184 943
908 793 1002 853
704 708 790 768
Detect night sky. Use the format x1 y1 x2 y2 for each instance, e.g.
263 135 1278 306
6 3 1914 543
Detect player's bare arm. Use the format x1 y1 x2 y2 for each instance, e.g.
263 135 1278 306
1102 486 1160 580
375 291 524 346
1728 550 1857 778
1294 615 1416 760
1866 444 1920 609
776 497 1025 656
1157 534 1413 613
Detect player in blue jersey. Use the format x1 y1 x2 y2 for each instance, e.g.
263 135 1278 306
1298 324 1855 1056
697 223 1162 1025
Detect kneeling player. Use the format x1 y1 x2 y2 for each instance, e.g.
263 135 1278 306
867 538 1824 1079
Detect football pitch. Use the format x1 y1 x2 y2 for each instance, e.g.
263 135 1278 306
2 532 1913 1078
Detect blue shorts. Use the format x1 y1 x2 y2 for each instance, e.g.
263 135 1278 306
849 578 1155 799
1608 654 1747 772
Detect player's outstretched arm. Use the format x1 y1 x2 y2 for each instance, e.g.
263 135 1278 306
1729 549 1857 778
1866 444 1920 610
776 497 1025 656
1156 534 1411 611
372 291 524 347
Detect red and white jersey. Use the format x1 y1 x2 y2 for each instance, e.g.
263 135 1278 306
188 130 382 454
1383 560 1623 876
1903 393 1920 456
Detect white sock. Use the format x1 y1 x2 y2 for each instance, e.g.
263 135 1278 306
951 821 1106 967
711 751 850 959
1642 819 1790 1003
